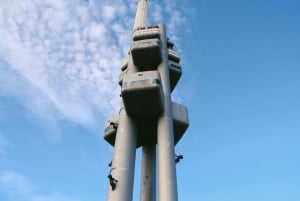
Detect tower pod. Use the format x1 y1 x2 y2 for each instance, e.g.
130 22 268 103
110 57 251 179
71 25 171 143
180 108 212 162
121 57 129 71
103 114 119 145
171 102 189 144
118 68 130 86
133 25 160 41
169 60 182 92
131 38 162 70
121 71 164 117
103 101 189 147
168 49 180 63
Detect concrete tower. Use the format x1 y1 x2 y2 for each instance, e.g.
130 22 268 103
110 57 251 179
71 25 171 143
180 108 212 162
103 1 189 201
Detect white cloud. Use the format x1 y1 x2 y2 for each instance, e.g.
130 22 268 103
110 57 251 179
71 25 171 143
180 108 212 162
0 170 81 201
88 22 107 40
149 0 189 43
0 0 132 128
151 3 164 22
0 0 189 137
102 5 117 20
0 170 32 195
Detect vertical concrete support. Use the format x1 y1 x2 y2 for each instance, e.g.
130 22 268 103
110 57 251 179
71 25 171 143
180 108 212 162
106 107 137 201
157 24 178 201
140 144 156 201
133 0 148 30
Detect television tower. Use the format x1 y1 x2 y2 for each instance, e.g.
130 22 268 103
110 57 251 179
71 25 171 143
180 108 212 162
103 0 189 201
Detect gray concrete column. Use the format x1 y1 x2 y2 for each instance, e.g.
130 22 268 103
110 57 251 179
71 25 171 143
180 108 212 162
140 143 156 201
157 24 178 201
106 107 137 201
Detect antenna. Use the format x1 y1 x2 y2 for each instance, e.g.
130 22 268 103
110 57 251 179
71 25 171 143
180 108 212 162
133 0 148 30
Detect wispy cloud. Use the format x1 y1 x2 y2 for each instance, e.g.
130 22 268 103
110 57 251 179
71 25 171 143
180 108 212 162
0 0 189 133
0 170 81 201
0 0 133 127
0 170 32 195
150 0 190 43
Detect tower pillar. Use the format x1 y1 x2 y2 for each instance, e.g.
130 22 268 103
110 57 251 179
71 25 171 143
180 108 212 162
106 108 137 201
140 143 156 201
157 24 178 201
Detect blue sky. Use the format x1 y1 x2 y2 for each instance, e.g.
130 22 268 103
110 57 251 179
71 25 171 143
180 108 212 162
0 0 299 201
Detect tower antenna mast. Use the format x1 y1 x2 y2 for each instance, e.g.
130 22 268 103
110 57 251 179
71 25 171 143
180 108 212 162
133 0 148 30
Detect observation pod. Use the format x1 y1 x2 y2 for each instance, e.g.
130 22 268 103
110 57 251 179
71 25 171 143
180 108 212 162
131 39 162 69
103 101 189 148
169 60 182 91
131 26 162 70
121 71 164 117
